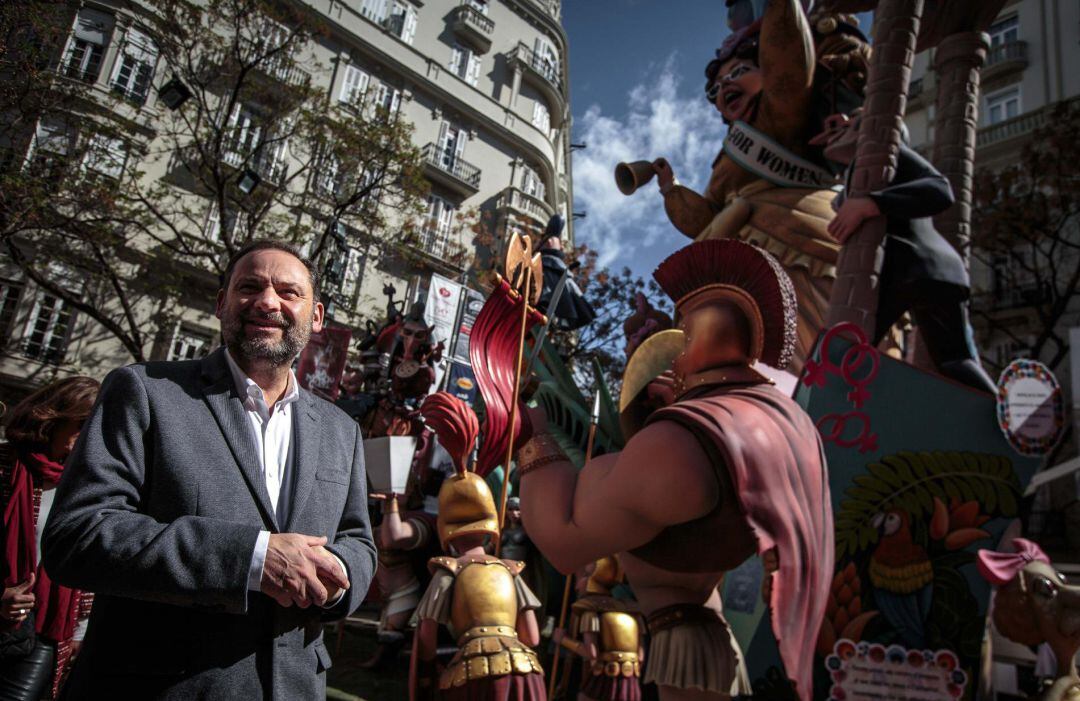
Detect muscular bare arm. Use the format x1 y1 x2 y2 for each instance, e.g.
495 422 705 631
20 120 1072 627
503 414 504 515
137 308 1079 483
518 414 719 574
663 185 720 238
759 0 815 141
374 497 422 550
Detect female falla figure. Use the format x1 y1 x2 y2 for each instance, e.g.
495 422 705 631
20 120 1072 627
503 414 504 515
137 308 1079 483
410 392 545 701
650 0 870 372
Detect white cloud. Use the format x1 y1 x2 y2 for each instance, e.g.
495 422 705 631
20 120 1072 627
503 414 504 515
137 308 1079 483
571 53 726 272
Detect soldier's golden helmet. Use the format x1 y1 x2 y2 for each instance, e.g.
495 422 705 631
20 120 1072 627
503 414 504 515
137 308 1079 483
586 555 624 594
436 471 500 550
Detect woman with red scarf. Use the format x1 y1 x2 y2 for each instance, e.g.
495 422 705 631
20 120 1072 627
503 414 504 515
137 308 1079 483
1 377 99 701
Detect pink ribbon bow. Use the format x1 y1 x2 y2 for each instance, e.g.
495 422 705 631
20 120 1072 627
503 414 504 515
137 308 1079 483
976 538 1050 586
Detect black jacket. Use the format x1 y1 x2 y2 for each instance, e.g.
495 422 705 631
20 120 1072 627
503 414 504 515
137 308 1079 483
838 143 969 292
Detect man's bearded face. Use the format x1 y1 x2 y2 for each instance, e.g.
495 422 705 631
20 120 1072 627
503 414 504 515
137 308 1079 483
217 249 323 367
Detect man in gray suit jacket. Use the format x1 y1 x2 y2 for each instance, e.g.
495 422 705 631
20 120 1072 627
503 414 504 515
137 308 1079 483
42 240 377 700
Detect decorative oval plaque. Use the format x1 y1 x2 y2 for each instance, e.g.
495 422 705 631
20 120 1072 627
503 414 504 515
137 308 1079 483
996 359 1065 456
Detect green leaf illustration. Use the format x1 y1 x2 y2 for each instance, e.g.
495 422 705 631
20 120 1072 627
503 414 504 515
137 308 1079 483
834 451 1021 560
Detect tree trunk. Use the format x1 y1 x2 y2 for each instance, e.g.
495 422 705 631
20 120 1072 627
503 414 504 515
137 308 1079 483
931 31 990 264
826 0 925 334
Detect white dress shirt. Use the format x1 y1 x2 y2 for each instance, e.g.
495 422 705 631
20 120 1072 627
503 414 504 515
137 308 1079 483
224 351 346 606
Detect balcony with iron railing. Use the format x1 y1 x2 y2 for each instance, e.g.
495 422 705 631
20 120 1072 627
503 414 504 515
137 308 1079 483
976 98 1075 150
496 186 553 228
200 48 309 89
221 144 286 184
509 42 564 107
418 225 453 260
983 40 1028 81
451 3 494 53
421 143 480 196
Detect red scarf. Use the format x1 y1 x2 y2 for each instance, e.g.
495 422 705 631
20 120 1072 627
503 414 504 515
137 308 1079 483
3 447 78 642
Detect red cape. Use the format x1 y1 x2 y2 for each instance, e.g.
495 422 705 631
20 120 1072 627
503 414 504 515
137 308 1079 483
649 382 833 701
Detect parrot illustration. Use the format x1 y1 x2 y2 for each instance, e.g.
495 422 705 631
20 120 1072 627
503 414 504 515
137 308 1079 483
868 510 933 648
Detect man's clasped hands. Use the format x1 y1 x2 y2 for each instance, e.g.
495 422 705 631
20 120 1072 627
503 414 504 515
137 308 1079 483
260 534 350 608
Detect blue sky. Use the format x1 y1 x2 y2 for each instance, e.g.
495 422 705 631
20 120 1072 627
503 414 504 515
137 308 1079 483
561 3 872 279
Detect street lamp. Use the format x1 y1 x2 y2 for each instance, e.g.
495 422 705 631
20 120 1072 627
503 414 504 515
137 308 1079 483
158 77 192 111
237 168 261 195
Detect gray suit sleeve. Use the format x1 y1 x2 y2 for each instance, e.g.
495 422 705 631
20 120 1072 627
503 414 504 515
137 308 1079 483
323 424 377 620
42 366 262 614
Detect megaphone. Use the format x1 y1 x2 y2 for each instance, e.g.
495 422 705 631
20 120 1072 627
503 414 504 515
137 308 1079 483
614 158 667 196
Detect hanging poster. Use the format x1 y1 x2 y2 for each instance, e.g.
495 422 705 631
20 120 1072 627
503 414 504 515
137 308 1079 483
451 288 486 364
424 274 464 391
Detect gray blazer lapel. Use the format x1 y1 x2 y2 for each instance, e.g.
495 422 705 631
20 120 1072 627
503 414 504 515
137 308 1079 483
200 349 279 531
285 390 322 532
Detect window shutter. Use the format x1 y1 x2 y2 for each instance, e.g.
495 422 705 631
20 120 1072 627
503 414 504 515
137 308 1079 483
449 45 463 76
532 101 550 133
437 121 450 156
453 128 467 161
438 200 455 236
339 64 369 105
205 201 222 242
466 53 481 87
403 7 418 45
124 27 156 63
74 8 114 45
361 0 388 22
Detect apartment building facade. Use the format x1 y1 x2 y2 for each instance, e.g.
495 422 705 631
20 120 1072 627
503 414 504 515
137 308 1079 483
904 0 1080 385
904 0 1080 685
0 0 574 402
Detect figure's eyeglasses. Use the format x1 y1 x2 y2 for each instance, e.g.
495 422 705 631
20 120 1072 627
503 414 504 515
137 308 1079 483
705 64 753 101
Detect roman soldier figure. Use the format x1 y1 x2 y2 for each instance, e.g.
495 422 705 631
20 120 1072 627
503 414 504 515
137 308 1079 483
411 393 546 701
553 556 644 701
516 239 833 701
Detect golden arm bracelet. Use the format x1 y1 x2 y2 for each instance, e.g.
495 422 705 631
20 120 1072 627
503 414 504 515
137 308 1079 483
517 433 568 476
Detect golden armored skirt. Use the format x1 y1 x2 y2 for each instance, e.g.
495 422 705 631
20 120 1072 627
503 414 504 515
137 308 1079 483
439 625 544 690
590 650 640 678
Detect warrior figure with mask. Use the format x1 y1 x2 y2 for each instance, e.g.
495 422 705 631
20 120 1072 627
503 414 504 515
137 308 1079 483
553 556 645 701
517 240 832 701
650 0 870 372
411 393 546 701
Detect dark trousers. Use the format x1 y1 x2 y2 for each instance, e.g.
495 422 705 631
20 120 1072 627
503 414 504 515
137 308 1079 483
0 639 55 701
874 255 997 394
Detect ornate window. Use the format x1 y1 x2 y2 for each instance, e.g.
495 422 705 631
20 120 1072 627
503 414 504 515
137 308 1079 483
82 133 127 179
22 291 75 364
62 8 114 83
449 43 481 87
989 15 1018 48
110 26 158 104
338 64 370 109
986 86 1021 125
168 324 213 361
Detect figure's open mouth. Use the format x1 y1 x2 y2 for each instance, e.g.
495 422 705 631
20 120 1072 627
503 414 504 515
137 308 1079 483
722 86 749 121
